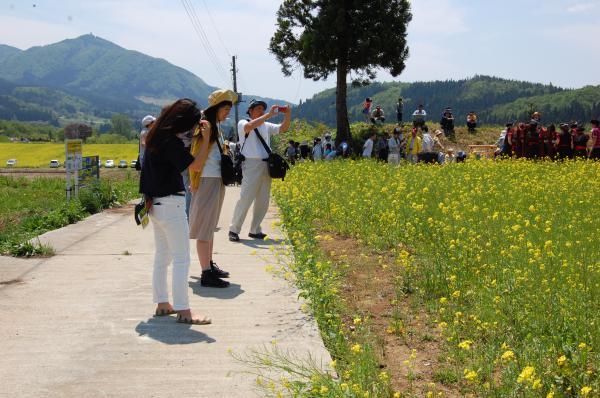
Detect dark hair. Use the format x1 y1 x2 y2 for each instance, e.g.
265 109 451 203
145 98 201 152
548 124 556 133
203 101 233 143
422 125 429 132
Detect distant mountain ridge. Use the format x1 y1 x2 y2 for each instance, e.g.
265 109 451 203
296 76 600 126
0 35 286 125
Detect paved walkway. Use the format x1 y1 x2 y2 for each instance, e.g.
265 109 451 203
0 187 330 398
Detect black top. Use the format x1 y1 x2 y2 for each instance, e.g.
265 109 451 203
139 136 194 198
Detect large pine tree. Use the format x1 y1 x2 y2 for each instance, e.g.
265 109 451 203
269 0 412 144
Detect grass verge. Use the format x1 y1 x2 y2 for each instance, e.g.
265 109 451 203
0 171 139 256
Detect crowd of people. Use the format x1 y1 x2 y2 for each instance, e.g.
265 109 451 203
496 116 600 160
362 97 480 138
280 111 599 166
138 91 291 325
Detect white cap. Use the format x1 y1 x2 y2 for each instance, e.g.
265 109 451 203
142 115 156 127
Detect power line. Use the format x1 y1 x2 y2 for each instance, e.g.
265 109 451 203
180 0 229 85
182 0 229 83
200 0 232 58
184 0 228 77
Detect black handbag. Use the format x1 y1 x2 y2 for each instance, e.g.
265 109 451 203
253 127 290 180
216 140 242 186
232 131 249 184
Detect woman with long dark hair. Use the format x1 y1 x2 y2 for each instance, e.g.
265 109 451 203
188 90 237 288
140 98 211 325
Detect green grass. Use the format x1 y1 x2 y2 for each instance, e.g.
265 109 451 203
0 172 139 256
0 142 138 168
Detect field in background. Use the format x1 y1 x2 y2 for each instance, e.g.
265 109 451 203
273 159 599 397
0 143 138 168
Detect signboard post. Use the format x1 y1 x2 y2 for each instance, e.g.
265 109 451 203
65 139 83 200
79 156 100 188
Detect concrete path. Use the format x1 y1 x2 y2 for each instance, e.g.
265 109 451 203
0 187 330 398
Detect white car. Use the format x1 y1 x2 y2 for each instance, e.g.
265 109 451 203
6 159 17 167
49 160 60 168
105 159 115 168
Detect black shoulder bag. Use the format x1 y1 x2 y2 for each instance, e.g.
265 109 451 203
232 130 250 184
215 140 241 186
253 127 290 181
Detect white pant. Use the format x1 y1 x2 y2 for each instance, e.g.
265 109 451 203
150 195 190 311
387 153 400 165
230 159 271 235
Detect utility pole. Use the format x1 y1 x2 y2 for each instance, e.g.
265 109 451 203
231 55 240 141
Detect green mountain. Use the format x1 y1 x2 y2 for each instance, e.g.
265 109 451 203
0 34 215 107
0 44 21 61
0 35 287 126
296 76 600 125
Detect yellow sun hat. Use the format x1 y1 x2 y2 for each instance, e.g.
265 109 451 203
206 89 238 111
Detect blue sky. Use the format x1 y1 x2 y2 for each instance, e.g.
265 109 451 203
1 0 599 103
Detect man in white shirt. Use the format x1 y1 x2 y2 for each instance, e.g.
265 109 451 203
412 104 427 129
229 99 291 242
362 131 376 158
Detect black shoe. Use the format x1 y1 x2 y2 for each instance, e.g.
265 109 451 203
200 269 230 288
210 261 230 278
228 231 240 242
248 232 267 240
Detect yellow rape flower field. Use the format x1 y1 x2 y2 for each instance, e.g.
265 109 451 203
272 159 599 398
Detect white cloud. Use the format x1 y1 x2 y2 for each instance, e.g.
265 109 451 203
566 1 598 13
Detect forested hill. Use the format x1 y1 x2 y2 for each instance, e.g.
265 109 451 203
0 35 286 125
295 76 600 126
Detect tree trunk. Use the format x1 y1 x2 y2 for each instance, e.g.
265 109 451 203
335 59 351 146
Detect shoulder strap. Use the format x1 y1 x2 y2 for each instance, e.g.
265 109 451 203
239 120 251 153
252 127 272 155
215 139 223 155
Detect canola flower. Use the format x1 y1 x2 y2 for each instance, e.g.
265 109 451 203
273 158 600 397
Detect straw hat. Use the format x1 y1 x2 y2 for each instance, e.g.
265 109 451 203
206 89 238 111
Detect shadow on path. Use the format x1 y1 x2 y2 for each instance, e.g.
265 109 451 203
189 277 245 299
135 316 216 345
237 239 281 249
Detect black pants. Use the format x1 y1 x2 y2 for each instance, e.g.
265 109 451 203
443 128 455 139
378 149 389 162
418 152 438 164
590 148 600 159
526 145 539 159
574 149 587 158
467 122 477 132
557 147 573 160
397 113 403 124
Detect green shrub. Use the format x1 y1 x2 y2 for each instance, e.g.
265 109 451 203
78 180 118 213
